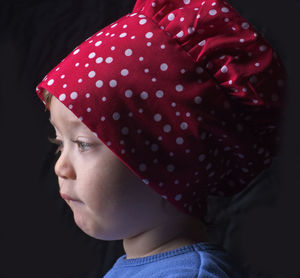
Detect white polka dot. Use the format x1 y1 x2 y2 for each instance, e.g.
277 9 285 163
139 163 147 171
88 52 96 59
143 179 149 184
167 164 175 172
102 96 107 102
140 91 148 99
259 45 267 52
68 104 73 109
75 62 80 67
152 78 157 82
240 38 245 43
163 124 171 133
88 71 96 78
154 114 162 122
109 80 117 87
188 27 195 34
121 69 129 76
78 78 83 83
96 57 103 64
168 13 175 21
156 90 164 98
144 68 149 73
183 0 190 4
105 57 113 63
125 89 133 98
176 30 184 38
63 84 67 88
180 122 188 129
254 62 260 67
121 127 129 135
175 194 182 201
70 92 78 100
198 154 206 162
176 137 184 144
209 9 217 16
60 74 65 79
111 23 118 28
125 49 133 56
145 32 153 39
194 96 202 104
147 42 151 47
206 163 212 170
198 40 206 46
196 66 204 74
119 32 127 38
96 80 103 88
113 112 120 120
221 7 229 13
151 144 159 152
95 41 102 47
73 49 80 55
139 19 147 25
221 65 228 73
241 22 250 29
87 107 91 112
59 94 66 101
139 56 144 61
160 63 168 71
47 79 54 86
111 46 115 51
175 84 184 92
161 44 165 49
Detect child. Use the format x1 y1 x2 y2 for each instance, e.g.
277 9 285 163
35 0 286 276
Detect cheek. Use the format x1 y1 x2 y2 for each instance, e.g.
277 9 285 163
78 158 126 205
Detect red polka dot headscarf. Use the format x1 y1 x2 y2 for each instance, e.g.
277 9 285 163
35 0 287 220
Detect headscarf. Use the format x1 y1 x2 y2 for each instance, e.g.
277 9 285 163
35 0 287 220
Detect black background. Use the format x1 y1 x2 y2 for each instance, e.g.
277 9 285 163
0 0 299 277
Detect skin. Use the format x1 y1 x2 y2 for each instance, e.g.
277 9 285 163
48 93 210 259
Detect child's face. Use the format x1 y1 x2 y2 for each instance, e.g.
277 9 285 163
48 95 170 240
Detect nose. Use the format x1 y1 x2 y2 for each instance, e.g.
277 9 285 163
54 151 76 180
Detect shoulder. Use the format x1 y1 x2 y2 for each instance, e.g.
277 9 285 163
153 243 245 278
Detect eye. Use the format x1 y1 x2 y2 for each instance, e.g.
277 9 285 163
48 137 63 154
47 137 92 153
72 139 92 152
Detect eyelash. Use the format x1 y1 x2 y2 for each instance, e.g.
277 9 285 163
48 137 92 154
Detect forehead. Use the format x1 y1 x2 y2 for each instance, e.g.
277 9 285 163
48 95 84 126
49 116 82 128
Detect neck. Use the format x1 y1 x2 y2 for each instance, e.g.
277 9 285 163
123 214 211 259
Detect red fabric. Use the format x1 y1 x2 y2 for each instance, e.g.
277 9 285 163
35 0 287 219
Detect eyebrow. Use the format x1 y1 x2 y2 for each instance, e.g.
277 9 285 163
49 117 82 129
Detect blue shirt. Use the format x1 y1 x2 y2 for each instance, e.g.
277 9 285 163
103 242 244 277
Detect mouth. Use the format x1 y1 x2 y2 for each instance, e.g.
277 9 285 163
60 192 79 202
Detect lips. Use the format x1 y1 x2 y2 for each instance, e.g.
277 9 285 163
60 192 79 201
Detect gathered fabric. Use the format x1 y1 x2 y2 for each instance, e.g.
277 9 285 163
35 0 287 219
